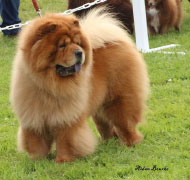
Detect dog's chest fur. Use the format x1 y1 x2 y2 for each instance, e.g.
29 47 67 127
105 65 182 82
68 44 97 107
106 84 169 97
148 8 160 33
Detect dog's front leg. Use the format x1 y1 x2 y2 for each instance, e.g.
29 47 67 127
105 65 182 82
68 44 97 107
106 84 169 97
148 25 157 35
55 116 97 163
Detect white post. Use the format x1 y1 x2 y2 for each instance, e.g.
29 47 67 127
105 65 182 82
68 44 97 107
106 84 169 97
132 0 149 52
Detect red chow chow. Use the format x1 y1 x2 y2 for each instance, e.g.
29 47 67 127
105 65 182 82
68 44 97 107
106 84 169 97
10 7 149 163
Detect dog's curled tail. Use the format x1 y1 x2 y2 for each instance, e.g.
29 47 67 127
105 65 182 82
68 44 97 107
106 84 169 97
79 6 135 50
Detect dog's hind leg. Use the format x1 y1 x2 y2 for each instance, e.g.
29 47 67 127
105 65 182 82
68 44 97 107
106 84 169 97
174 26 180 32
104 98 144 147
174 12 182 32
159 24 169 34
175 0 183 32
93 114 117 140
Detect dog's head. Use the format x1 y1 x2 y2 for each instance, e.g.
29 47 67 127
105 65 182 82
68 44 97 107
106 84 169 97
17 14 93 96
146 0 162 8
19 14 92 78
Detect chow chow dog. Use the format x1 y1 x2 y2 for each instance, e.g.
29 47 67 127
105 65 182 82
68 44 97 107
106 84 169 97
145 0 182 35
68 0 134 34
10 7 149 163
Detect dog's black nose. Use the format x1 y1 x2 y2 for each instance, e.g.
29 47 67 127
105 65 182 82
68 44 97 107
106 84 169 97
75 50 82 59
149 2 152 6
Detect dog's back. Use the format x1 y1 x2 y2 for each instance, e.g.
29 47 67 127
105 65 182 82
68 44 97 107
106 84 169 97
80 7 134 50
80 7 149 146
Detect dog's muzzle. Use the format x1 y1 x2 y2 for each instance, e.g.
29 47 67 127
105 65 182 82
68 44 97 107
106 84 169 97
56 50 83 77
148 3 155 8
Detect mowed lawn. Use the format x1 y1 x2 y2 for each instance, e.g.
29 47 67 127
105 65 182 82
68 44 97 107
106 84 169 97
0 1 190 179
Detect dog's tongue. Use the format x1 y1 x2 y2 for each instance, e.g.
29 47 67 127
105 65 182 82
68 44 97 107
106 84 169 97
56 63 82 77
75 63 82 73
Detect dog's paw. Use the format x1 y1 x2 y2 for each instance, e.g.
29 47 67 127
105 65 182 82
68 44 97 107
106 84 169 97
125 131 144 147
56 155 74 163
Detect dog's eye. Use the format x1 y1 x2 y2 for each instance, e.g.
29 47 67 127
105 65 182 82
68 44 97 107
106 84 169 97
48 50 57 60
59 43 66 48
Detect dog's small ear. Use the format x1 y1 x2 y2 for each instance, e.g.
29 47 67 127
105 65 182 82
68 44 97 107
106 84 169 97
33 23 57 44
73 19 79 27
31 23 57 46
28 23 57 56
38 23 57 38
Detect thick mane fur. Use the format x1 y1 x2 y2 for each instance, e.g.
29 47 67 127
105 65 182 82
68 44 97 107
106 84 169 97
79 7 134 49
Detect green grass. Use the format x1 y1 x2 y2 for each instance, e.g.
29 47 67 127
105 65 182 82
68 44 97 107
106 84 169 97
0 1 190 179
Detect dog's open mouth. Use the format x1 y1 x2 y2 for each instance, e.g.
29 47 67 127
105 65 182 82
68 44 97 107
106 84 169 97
56 63 82 77
149 4 156 9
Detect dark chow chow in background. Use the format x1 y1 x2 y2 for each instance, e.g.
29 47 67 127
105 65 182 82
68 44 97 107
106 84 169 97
68 0 134 34
145 0 182 35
